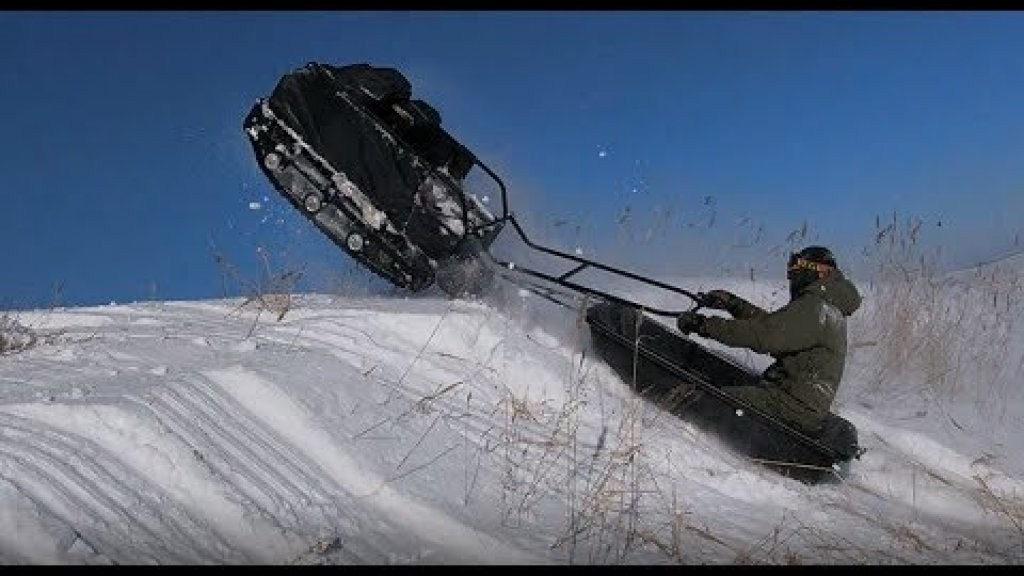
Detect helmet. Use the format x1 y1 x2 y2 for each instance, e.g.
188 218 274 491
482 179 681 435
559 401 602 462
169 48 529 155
787 245 837 297
790 245 836 268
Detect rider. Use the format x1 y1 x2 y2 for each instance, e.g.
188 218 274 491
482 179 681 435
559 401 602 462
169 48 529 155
675 246 862 435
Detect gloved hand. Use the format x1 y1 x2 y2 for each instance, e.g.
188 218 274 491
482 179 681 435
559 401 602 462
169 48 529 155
676 311 707 336
697 289 736 311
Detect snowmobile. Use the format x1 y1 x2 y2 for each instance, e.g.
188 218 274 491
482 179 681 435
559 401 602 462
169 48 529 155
243 62 863 484
243 62 504 296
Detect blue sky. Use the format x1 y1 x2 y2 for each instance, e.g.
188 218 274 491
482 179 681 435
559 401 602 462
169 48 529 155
2 11 1023 309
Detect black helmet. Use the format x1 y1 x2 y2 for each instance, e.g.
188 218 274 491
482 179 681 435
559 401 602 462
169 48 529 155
788 245 836 269
787 245 837 297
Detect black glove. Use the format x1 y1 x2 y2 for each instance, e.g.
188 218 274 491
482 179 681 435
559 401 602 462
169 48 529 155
676 311 707 336
697 289 736 312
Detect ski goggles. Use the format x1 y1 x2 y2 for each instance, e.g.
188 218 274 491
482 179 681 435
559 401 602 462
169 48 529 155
787 254 833 275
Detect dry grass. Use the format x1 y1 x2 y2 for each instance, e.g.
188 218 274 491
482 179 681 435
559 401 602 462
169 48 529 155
973 475 1024 557
0 311 37 356
852 213 1023 411
210 242 304 337
482 298 754 564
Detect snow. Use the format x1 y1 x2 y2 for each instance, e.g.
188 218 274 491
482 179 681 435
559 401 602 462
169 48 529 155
2 259 1023 564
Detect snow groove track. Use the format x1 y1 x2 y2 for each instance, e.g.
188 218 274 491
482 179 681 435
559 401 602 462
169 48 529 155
0 378 387 563
138 374 343 525
126 373 394 563
0 411 227 564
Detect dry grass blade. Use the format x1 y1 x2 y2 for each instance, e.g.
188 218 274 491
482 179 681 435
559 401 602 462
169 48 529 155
209 240 304 336
973 475 1024 556
0 312 37 356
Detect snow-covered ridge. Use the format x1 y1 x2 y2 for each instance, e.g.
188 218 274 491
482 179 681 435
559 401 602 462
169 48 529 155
1 293 1022 564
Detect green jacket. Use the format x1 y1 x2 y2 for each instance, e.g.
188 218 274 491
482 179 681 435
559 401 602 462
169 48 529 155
701 271 862 429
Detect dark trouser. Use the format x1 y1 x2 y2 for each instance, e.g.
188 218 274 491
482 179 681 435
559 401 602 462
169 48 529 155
721 383 824 436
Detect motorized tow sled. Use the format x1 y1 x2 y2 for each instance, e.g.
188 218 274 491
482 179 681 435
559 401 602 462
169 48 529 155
243 62 501 296
243 62 862 483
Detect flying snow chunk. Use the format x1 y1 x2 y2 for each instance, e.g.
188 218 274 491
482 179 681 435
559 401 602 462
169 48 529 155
574 247 584 255
249 201 262 210
598 149 608 158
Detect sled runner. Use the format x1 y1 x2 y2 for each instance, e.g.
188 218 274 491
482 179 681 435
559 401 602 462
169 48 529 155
243 62 863 482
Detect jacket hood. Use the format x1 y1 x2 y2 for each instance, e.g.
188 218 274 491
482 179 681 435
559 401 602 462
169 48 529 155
800 270 862 316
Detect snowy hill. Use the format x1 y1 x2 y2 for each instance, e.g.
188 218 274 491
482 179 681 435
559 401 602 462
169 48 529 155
1 285 1023 564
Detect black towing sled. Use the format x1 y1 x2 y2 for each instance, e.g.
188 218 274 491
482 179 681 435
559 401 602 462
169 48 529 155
586 302 861 483
243 62 862 483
